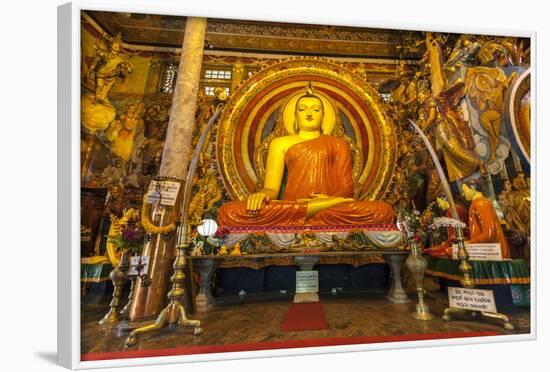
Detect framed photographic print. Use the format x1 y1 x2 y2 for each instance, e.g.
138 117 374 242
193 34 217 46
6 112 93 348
58 1 535 369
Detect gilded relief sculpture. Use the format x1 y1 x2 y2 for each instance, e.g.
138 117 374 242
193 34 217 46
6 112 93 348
82 33 134 133
420 33 482 182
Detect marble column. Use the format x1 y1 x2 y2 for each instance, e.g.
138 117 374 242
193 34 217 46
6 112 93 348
159 17 207 178
128 18 207 324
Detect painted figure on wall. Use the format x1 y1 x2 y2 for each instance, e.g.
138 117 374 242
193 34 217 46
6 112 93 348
465 67 517 161
106 103 145 162
218 83 395 227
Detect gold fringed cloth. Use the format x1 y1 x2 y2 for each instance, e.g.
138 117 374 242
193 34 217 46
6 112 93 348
216 254 386 270
218 135 394 226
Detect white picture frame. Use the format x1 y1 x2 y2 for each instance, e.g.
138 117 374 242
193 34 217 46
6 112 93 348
57 1 537 369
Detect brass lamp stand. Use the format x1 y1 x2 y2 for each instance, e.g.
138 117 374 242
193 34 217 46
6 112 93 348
99 250 130 325
125 224 202 346
405 240 433 320
125 104 224 347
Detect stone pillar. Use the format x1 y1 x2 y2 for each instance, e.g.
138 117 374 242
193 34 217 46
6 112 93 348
159 17 207 178
128 18 207 324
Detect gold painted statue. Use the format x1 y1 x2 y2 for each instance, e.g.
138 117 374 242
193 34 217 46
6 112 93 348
217 83 394 227
416 81 481 182
87 33 134 105
82 33 134 133
501 174 530 235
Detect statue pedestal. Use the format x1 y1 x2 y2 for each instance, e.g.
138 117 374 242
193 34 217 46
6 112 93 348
383 254 411 304
294 256 320 303
194 259 220 312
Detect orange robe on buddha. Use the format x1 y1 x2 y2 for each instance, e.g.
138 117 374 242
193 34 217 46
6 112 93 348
217 135 395 227
468 196 511 259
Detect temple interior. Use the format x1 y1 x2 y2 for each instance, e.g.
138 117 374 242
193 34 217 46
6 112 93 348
79 10 531 360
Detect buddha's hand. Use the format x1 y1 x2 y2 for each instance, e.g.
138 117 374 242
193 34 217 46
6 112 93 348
246 191 271 211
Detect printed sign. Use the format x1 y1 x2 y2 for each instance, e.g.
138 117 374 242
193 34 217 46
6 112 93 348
129 256 150 276
296 271 319 293
146 180 181 206
448 287 497 313
451 243 502 261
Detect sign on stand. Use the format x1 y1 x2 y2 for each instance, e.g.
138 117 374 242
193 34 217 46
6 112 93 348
146 180 181 206
129 256 150 276
448 287 497 313
296 271 319 293
451 243 503 261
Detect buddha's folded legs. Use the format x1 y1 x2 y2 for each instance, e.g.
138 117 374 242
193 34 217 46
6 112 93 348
218 199 394 227
218 200 308 227
307 200 395 226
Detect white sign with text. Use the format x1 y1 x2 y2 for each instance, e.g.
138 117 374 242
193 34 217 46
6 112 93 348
451 243 502 261
146 180 181 206
448 287 497 313
295 271 319 293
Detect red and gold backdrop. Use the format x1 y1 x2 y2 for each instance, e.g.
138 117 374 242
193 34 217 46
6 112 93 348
216 58 399 202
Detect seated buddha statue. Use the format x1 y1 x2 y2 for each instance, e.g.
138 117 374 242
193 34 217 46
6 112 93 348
424 181 511 259
217 83 395 227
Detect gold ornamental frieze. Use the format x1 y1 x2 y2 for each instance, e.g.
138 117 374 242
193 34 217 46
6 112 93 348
216 58 398 202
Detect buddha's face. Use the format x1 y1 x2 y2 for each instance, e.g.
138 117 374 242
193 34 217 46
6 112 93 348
295 96 324 132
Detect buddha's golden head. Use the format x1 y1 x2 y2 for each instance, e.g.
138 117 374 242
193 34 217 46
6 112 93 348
282 82 336 135
294 82 324 132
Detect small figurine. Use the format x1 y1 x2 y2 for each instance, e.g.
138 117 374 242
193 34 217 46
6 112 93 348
230 242 242 255
191 241 204 256
218 244 228 255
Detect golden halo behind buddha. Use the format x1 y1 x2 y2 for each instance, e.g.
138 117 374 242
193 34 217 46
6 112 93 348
281 84 337 135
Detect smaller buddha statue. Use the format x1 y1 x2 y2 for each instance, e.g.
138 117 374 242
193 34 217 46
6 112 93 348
425 182 510 259
230 242 242 255
461 181 510 259
218 245 228 255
